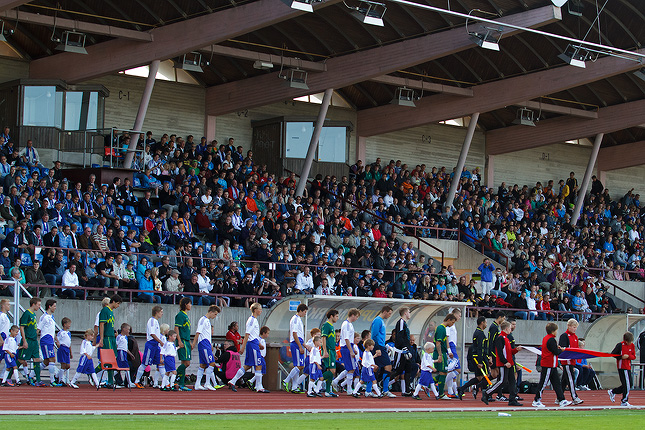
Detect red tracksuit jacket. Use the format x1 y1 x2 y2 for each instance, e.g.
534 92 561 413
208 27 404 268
612 341 636 370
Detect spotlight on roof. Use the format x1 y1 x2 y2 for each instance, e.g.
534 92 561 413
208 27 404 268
390 87 416 107
55 31 87 54
253 60 274 70
284 68 309 89
284 0 318 12
634 68 645 82
176 52 203 72
567 0 583 16
469 26 503 51
351 0 387 27
558 44 590 68
551 0 568 6
512 107 536 127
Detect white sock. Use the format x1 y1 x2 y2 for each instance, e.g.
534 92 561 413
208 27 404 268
373 384 381 396
135 364 145 384
124 370 131 385
229 368 245 385
285 367 300 387
1 369 7 383
295 373 307 388
401 379 406 394
414 383 422 396
332 370 347 386
249 374 257 384
65 369 70 384
254 372 263 391
91 373 99 386
71 372 79 384
354 377 362 392
157 366 165 384
308 379 315 394
210 370 217 386
13 369 20 382
196 367 204 386
170 374 176 386
162 374 168 388
316 379 323 393
22 365 29 378
29 369 35 379
205 366 214 386
345 372 354 394
430 383 439 397
48 363 58 383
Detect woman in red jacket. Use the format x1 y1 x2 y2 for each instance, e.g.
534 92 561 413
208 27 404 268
226 321 242 353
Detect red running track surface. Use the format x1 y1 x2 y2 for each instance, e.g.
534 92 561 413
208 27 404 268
1 386 643 414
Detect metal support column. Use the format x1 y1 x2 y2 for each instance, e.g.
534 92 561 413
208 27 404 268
571 133 603 226
445 112 479 211
124 59 160 169
295 88 333 197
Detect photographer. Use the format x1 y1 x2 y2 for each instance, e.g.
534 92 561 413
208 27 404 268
214 339 239 384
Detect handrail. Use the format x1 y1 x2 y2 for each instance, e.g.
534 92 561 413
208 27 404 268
459 229 510 271
601 278 645 306
466 305 611 322
284 168 445 267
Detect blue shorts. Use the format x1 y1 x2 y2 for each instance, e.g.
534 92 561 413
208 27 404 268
361 366 376 383
116 350 129 369
4 352 16 368
244 339 262 367
340 345 355 371
260 356 266 374
198 339 215 365
164 356 176 372
310 363 323 380
142 340 161 366
40 337 55 360
290 338 305 367
57 345 71 364
374 345 391 367
76 356 95 374
419 370 434 387
448 342 461 370
303 355 310 375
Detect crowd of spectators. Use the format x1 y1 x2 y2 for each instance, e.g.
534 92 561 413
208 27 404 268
0 126 642 315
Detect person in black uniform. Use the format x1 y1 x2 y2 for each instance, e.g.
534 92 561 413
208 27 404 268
486 311 506 402
458 316 490 399
391 307 418 396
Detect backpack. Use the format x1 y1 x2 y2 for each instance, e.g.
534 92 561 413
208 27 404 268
225 351 241 380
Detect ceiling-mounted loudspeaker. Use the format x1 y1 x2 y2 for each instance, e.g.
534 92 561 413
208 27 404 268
176 52 203 72
390 86 416 107
55 31 87 54
253 61 274 70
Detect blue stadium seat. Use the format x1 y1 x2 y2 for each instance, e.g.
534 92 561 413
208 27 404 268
73 222 83 232
126 206 136 216
21 254 32 266
121 215 132 225
120 225 129 234
35 254 44 264
92 164 100 168
84 223 92 231
133 216 143 227
133 177 141 188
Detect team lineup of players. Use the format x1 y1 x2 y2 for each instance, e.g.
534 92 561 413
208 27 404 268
0 297 636 406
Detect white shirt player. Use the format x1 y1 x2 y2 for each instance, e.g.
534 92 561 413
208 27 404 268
95 311 101 328
289 314 304 342
146 317 161 343
80 339 95 357
116 334 128 352
57 330 71 348
3 336 17 355
38 313 56 341
245 316 259 342
196 316 212 344
340 320 355 347
420 351 435 372
446 324 458 348
304 337 314 352
362 350 375 368
0 311 10 339
309 344 321 365
161 341 177 358
259 338 267 358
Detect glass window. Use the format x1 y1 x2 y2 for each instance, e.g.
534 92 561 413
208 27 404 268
285 122 313 159
65 91 99 131
23 86 62 128
317 126 347 163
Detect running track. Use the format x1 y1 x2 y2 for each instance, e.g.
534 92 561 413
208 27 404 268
1 386 644 415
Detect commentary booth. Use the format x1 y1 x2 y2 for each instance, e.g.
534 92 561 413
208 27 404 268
261 295 469 390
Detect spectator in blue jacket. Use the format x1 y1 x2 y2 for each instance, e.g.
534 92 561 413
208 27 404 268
478 258 495 296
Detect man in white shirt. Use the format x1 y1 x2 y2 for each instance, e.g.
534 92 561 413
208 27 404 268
190 305 221 391
61 263 80 300
295 266 314 294
228 303 268 392
340 308 361 395
38 299 59 386
134 306 164 388
283 304 308 392
19 140 42 168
